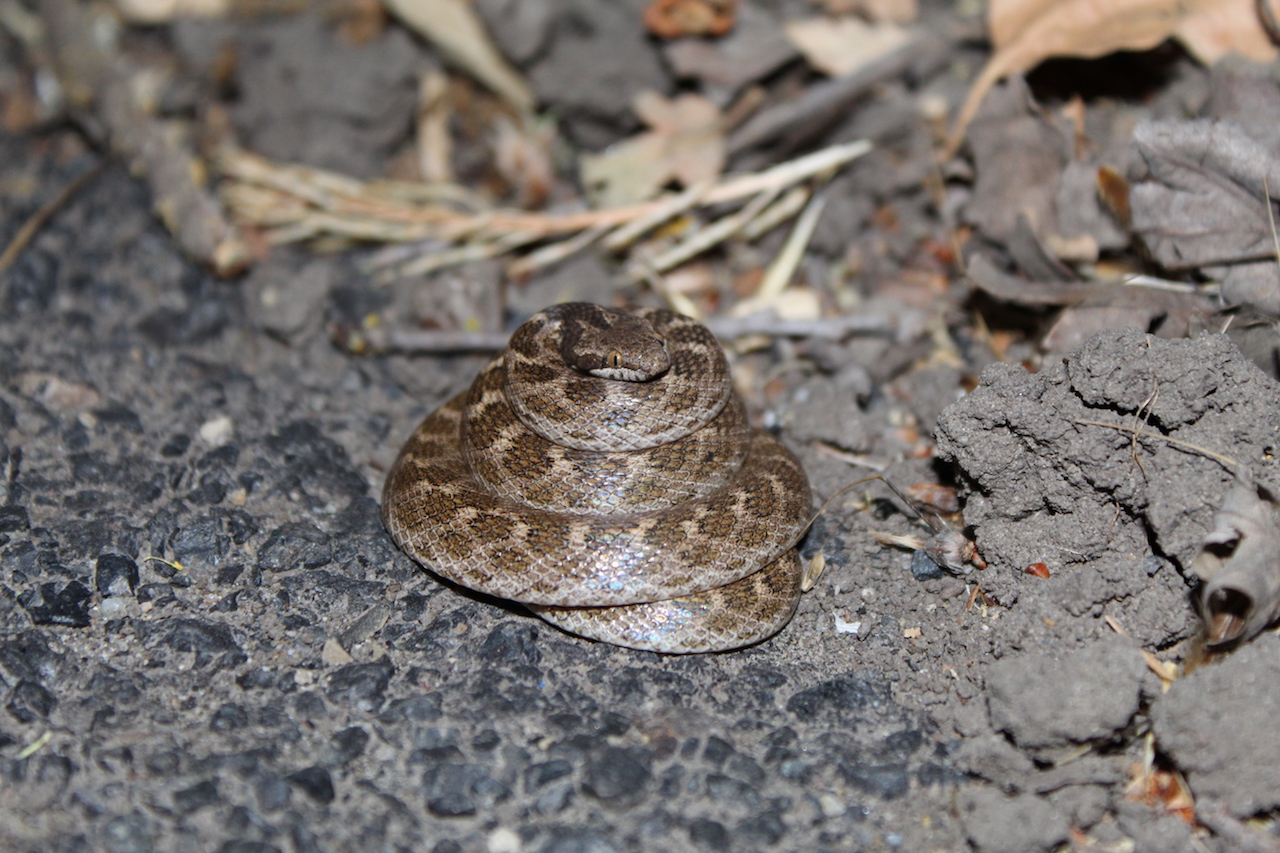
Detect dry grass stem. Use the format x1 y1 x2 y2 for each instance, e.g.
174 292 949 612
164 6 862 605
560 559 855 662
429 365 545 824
756 191 828 300
217 139 872 272
0 159 105 276
639 184 784 275
601 181 710 252
741 186 811 241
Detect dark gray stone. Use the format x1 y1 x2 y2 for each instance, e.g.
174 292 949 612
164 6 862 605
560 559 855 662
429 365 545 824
480 621 541 668
255 773 291 811
323 726 369 767
95 554 138 596
160 619 242 655
171 517 232 568
257 522 331 572
173 779 220 814
786 673 894 723
0 506 29 533
6 679 56 722
422 762 509 816
378 694 442 723
101 811 154 853
701 736 732 766
324 658 393 710
536 828 620 853
210 702 249 731
287 765 335 804
687 817 729 851
20 581 92 628
583 746 651 802
526 759 573 791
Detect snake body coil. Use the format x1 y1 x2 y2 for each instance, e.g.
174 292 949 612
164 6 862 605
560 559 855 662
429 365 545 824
381 303 812 653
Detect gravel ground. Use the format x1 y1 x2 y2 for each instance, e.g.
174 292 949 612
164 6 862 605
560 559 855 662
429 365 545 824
0 151 966 853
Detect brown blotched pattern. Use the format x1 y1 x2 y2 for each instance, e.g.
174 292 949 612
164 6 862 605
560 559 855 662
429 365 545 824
381 303 812 653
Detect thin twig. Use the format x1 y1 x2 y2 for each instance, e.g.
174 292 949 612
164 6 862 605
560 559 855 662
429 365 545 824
704 311 895 339
727 28 954 155
1128 382 1158 481
1075 418 1240 472
1119 274 1213 294
601 181 710 252
813 442 888 472
386 232 541 279
740 185 810 241
0 158 105 276
507 222 613 278
640 183 783 275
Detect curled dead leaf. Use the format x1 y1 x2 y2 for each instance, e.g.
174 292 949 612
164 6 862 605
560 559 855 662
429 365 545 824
784 16 911 77
903 482 960 514
383 0 534 115
580 91 725 208
1192 483 1280 647
644 0 737 38
1126 763 1197 825
945 0 1279 158
113 0 227 23
1129 118 1280 314
1096 165 1131 229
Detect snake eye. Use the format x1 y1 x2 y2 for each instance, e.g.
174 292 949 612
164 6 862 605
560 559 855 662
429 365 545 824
608 351 622 369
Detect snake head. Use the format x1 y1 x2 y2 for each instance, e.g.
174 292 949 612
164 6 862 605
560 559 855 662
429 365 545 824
557 306 671 382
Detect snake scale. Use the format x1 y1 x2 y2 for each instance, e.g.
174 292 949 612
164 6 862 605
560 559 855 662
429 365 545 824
381 303 813 653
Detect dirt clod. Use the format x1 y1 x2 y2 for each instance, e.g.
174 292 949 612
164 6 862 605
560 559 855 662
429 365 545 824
985 636 1148 754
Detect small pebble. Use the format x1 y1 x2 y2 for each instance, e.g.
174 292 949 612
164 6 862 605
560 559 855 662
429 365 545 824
834 613 861 634
819 792 846 817
99 596 128 619
487 828 521 853
322 638 353 665
198 415 235 447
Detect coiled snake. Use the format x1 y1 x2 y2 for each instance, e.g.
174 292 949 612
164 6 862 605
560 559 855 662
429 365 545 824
381 303 812 653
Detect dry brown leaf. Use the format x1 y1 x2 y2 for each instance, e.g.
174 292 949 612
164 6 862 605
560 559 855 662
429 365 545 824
1192 484 1280 648
415 70 452 184
579 91 725 208
1176 0 1279 64
644 0 737 38
382 0 534 115
784 16 911 77
113 0 227 23
491 115 555 209
1129 119 1280 313
820 0 917 23
945 0 1278 158
1041 285 1215 354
